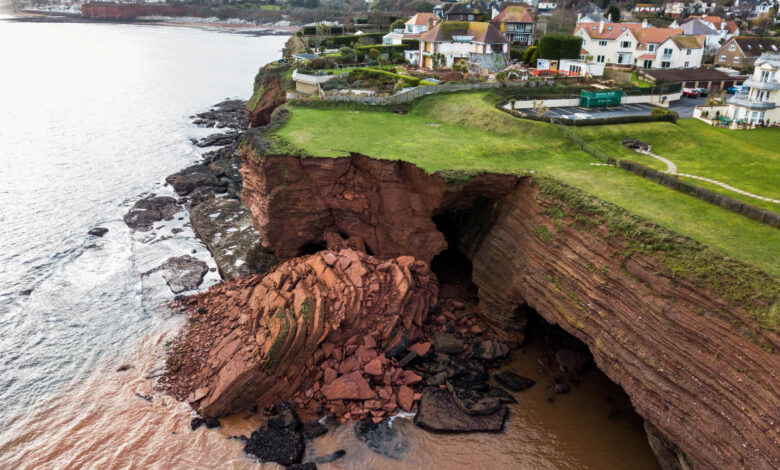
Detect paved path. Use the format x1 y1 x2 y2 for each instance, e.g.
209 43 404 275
631 147 779 205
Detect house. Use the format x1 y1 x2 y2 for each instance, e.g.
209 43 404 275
715 37 780 69
436 1 489 21
673 15 739 50
418 21 510 71
382 13 438 45
491 4 535 44
574 19 704 69
688 0 719 14
726 53 780 125
535 1 557 15
734 0 775 18
577 2 605 22
536 57 604 76
633 3 663 14
664 1 689 18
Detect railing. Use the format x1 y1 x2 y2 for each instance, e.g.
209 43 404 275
727 95 777 109
319 80 556 105
742 78 780 91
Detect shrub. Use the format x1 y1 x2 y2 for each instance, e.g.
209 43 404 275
339 46 356 63
522 46 537 65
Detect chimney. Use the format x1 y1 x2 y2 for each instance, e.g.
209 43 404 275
428 17 435 31
599 18 604 33
577 12 582 22
642 19 648 28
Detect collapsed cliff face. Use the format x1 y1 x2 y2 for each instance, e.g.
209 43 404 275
163 248 438 418
240 152 519 264
238 151 780 470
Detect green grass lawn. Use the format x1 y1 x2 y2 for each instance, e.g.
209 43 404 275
574 120 780 212
630 72 652 88
275 92 780 275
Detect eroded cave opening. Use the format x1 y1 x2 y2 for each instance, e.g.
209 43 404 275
430 203 658 467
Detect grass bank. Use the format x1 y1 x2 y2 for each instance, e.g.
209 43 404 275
273 91 780 277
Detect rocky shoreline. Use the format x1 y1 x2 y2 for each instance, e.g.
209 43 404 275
122 99 600 468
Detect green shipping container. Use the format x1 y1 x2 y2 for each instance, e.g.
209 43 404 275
579 89 622 108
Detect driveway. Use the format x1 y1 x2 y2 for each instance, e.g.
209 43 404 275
669 96 707 119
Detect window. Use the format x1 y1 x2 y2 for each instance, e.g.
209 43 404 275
621 41 632 48
649 44 656 52
661 61 671 68
684 61 689 67
663 48 673 56
686 48 692 55
728 43 736 51
599 40 607 46
596 55 605 63
468 14 474 20
733 56 740 63
643 59 653 69
720 55 726 61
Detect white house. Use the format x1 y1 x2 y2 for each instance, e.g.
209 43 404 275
575 19 704 69
418 21 510 71
382 13 438 46
633 3 662 14
536 58 604 76
727 53 780 125
672 15 739 50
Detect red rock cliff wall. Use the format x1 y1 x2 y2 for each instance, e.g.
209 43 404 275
464 178 780 470
240 153 520 264
240 154 779 470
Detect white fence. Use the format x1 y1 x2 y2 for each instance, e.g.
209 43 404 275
319 80 557 105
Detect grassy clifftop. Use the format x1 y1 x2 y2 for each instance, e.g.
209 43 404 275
265 92 780 278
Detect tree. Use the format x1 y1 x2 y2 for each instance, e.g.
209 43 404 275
411 0 431 12
431 52 445 69
339 46 356 63
522 45 537 64
390 18 406 32
606 5 620 22
369 47 382 66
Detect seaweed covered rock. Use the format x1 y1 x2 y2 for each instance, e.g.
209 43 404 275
162 248 438 419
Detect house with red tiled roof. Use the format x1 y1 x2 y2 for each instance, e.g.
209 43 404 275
382 13 439 47
491 4 535 44
418 21 510 70
672 15 739 50
575 19 704 69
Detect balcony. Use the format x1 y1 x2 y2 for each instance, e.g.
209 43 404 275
743 78 780 91
727 95 777 109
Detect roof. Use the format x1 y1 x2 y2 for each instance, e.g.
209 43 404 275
638 53 656 59
406 13 437 26
671 35 705 49
574 22 641 40
683 15 738 34
725 37 780 57
644 67 732 82
420 21 509 44
680 19 718 36
492 5 534 24
755 53 780 68
580 48 589 54
634 27 683 47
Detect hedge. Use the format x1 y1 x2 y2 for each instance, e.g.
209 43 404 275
617 159 780 228
352 67 420 86
355 43 417 56
537 34 583 60
301 26 345 36
323 32 386 48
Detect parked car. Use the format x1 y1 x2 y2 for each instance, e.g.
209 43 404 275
682 88 700 98
696 88 708 97
726 85 747 94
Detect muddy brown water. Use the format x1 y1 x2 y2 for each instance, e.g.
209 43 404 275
0 324 660 470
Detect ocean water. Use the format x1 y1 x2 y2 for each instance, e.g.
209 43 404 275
0 19 288 428
0 19 660 469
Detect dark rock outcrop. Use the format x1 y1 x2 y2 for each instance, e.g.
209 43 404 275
153 255 209 294
88 227 108 237
123 196 179 231
414 387 508 433
493 371 535 392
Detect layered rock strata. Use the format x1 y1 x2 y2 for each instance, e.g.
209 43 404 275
239 152 519 264
238 151 780 470
163 248 438 419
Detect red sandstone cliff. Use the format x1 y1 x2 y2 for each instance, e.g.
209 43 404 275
236 152 779 470
246 64 290 128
